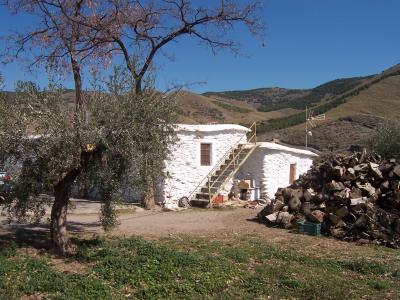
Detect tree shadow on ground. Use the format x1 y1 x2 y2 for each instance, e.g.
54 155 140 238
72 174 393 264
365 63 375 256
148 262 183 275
0 220 100 252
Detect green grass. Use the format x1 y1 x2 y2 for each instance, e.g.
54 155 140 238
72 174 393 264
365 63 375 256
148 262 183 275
212 100 252 113
0 235 399 299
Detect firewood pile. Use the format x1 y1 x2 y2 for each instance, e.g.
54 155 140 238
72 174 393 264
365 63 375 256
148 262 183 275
258 151 400 248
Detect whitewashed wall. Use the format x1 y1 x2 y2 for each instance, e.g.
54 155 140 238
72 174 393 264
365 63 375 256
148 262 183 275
236 143 316 199
161 126 248 208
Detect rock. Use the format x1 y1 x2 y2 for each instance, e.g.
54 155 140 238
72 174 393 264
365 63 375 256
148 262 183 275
307 210 325 223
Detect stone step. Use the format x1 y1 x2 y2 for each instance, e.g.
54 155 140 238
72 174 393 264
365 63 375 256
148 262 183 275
190 198 210 208
200 187 219 193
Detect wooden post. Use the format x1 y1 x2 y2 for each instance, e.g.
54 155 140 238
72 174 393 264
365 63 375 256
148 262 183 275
254 122 257 144
208 176 212 207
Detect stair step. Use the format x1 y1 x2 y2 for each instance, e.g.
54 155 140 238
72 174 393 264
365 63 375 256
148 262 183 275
190 199 210 208
195 193 212 199
201 187 219 193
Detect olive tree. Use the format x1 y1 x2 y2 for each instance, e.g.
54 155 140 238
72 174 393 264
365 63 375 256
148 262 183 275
0 78 177 254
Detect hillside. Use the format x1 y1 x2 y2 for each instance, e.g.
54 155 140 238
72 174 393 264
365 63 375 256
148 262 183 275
203 75 371 112
261 71 400 151
173 91 300 124
3 63 399 153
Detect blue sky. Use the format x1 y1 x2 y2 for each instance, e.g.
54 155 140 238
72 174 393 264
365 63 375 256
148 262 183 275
1 0 399 93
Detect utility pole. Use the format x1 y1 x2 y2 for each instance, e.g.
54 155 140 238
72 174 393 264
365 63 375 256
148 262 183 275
305 106 308 150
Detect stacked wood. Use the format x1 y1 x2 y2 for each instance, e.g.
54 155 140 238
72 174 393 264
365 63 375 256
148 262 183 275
257 151 400 248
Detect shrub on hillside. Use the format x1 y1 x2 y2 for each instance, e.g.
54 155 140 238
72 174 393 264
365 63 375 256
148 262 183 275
368 121 400 159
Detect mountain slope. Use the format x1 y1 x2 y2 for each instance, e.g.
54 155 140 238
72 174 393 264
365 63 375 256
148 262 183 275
203 75 371 112
262 71 400 151
174 91 300 124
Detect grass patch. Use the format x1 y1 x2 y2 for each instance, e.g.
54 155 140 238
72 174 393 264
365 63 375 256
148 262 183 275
212 100 252 113
0 235 399 299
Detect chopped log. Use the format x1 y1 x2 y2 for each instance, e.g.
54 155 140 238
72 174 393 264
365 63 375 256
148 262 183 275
273 200 285 212
353 214 368 228
349 187 362 199
288 197 301 211
329 213 346 227
350 197 367 206
369 162 383 179
301 202 312 215
307 210 325 223
335 206 349 218
303 188 315 202
393 165 400 178
264 151 400 248
326 180 346 192
278 212 294 229
333 166 344 177
265 213 278 224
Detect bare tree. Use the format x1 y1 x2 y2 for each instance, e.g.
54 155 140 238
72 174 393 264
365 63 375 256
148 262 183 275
80 0 265 208
68 0 265 94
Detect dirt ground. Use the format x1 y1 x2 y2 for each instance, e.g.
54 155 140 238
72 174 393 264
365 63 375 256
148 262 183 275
0 199 382 255
0 199 297 241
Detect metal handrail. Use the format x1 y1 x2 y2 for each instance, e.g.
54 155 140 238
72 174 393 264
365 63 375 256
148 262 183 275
187 122 257 200
208 141 258 203
209 131 256 190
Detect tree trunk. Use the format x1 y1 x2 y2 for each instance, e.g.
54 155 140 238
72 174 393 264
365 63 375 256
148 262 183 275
50 168 80 255
70 56 83 111
135 77 142 95
143 184 155 210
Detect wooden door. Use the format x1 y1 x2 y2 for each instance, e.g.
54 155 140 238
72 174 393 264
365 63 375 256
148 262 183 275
200 143 212 166
289 163 296 184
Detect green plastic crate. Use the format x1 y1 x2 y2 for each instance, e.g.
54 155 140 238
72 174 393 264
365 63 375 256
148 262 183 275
297 220 321 236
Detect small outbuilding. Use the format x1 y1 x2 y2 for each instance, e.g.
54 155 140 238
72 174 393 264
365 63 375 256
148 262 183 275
159 124 318 209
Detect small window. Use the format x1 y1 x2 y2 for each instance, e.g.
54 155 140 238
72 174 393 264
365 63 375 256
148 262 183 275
200 143 212 166
289 163 297 184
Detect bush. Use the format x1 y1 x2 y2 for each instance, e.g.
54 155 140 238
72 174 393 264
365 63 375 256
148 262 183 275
368 121 400 159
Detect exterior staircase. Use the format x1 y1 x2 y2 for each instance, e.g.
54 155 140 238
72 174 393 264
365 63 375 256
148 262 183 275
188 123 258 207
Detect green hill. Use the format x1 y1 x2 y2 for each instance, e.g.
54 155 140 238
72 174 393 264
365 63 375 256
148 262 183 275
203 75 372 112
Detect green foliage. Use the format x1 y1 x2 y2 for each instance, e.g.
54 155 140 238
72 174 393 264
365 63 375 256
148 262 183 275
212 100 252 113
0 235 399 299
367 121 400 159
0 77 177 223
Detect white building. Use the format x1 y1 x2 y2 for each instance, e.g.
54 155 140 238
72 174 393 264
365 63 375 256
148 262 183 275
160 124 317 209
